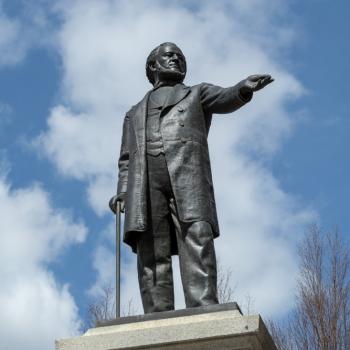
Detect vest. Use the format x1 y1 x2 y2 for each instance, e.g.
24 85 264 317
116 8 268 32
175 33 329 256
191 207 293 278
146 85 173 156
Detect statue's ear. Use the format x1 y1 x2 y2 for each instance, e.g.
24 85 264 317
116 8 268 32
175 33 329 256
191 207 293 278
149 62 156 72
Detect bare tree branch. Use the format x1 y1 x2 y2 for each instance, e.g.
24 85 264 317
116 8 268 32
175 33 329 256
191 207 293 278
84 283 135 329
217 260 236 304
269 225 350 350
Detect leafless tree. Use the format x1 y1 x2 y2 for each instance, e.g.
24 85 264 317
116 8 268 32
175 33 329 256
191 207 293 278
269 225 350 350
217 260 236 303
242 292 256 315
268 320 295 350
217 260 256 314
84 284 136 330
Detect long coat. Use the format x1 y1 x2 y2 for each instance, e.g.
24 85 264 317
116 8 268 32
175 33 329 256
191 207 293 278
117 82 250 253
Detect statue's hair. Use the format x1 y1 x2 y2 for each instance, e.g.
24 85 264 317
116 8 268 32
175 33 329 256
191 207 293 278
145 42 186 85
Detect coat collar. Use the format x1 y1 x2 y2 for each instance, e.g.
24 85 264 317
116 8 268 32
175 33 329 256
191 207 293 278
161 83 191 112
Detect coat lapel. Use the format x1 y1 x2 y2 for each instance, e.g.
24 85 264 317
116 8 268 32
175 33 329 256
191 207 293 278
161 84 191 115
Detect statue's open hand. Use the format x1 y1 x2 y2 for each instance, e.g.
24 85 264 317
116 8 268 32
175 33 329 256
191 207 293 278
245 74 274 92
109 193 126 213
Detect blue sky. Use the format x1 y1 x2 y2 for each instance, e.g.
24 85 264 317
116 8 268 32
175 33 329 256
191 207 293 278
0 0 349 348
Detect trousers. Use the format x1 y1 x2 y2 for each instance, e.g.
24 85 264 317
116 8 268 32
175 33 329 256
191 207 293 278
136 152 218 313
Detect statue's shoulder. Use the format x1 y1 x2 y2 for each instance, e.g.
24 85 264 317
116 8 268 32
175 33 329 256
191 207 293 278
197 82 215 88
126 104 137 116
190 82 214 92
186 83 216 100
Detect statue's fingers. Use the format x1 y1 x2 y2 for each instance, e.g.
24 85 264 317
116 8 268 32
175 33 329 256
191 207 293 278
258 76 268 86
109 202 116 214
257 74 270 81
260 76 273 87
254 75 270 89
247 74 261 82
264 77 274 86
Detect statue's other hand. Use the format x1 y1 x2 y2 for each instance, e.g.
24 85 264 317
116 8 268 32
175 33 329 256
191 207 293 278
109 193 126 213
245 74 274 92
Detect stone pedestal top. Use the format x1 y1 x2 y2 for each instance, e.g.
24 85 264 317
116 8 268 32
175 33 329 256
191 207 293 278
56 303 277 350
97 302 241 327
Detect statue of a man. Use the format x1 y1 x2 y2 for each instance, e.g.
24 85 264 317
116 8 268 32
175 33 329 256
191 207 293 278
110 42 273 314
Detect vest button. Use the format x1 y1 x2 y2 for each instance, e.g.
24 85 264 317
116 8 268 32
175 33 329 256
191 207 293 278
179 122 185 127
181 138 186 143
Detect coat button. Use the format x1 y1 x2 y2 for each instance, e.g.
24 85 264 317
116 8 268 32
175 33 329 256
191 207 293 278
177 107 184 112
181 138 186 143
179 122 185 127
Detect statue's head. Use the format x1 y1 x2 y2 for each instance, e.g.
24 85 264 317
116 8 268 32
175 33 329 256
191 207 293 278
146 42 187 86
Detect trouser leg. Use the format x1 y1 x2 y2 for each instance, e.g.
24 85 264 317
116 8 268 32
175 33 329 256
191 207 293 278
136 153 175 313
172 214 219 308
136 218 174 313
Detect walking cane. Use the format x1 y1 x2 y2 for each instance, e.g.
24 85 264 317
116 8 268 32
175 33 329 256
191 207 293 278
115 201 121 318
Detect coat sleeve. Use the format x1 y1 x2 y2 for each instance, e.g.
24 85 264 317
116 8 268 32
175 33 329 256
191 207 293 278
200 81 252 115
117 113 130 195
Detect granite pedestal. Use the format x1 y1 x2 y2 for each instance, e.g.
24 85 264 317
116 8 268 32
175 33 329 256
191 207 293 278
56 303 277 350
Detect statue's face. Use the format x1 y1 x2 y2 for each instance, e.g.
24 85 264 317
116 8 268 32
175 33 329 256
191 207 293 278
153 44 186 84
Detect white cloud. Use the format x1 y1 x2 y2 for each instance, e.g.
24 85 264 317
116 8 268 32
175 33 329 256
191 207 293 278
0 168 88 349
35 0 316 317
0 0 58 68
0 7 26 66
0 1 54 67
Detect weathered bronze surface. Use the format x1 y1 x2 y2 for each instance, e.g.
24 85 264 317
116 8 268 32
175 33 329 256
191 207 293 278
110 42 273 314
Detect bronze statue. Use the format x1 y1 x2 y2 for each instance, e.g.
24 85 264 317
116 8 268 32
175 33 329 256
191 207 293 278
110 42 273 314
